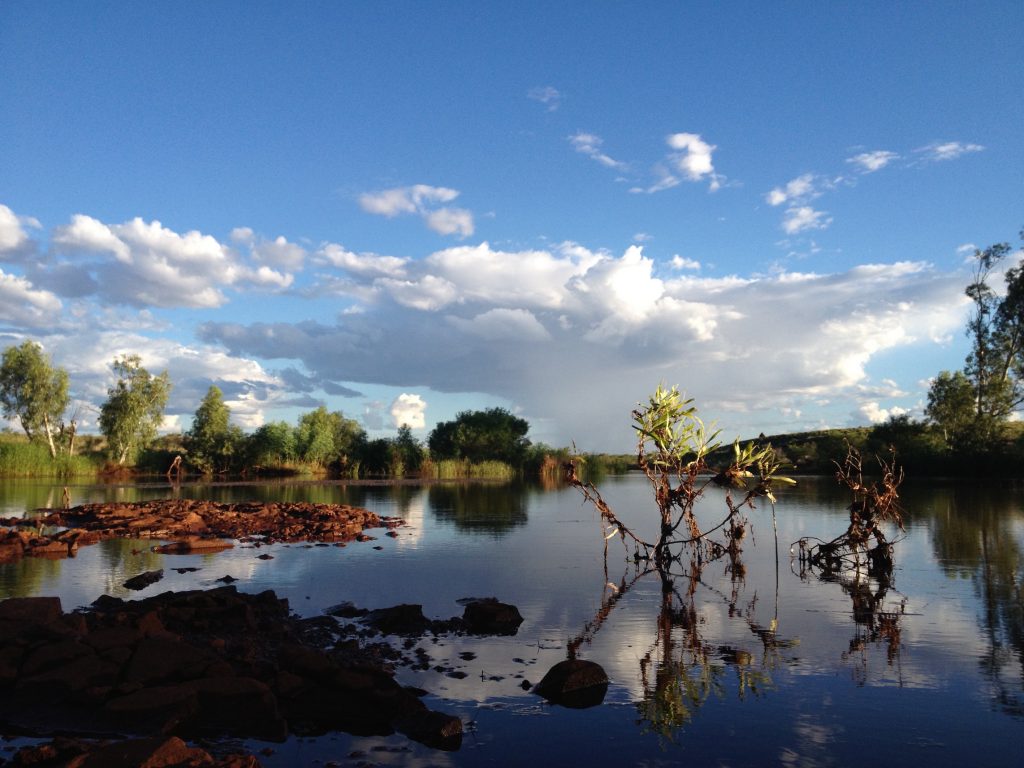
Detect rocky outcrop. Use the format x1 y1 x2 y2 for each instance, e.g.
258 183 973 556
0 587 461 753
3 735 261 767
0 500 394 562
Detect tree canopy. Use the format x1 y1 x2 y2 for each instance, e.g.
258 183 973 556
0 341 70 457
98 355 171 465
927 231 1024 450
186 386 240 474
295 406 365 469
427 407 530 464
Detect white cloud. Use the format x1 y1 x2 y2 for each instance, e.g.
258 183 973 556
248 234 306 271
666 132 716 182
569 132 627 170
916 141 984 162
200 250 968 449
0 268 63 327
846 150 899 173
766 173 822 207
425 207 474 238
49 214 292 308
858 401 909 424
670 255 701 271
0 204 32 255
782 206 832 235
315 243 408 278
358 184 473 238
378 274 459 310
390 393 426 429
359 184 459 216
528 85 561 111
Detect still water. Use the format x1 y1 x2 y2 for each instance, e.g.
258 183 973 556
1 474 1023 767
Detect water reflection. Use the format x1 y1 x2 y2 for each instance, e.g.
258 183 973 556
427 483 528 534
925 483 1024 716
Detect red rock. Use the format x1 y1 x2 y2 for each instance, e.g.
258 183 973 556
64 736 215 768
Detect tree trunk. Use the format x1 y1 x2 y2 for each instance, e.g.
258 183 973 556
42 415 57 458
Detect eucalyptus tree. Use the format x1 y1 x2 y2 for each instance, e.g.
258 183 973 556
927 231 1024 449
98 355 171 465
186 385 240 473
0 340 70 457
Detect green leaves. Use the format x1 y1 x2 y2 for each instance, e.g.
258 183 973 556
0 341 71 457
97 355 171 465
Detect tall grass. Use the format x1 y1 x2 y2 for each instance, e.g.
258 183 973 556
423 459 518 480
0 442 99 477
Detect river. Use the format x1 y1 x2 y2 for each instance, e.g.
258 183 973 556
1 473 1022 766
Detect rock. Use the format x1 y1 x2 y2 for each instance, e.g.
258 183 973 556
364 604 430 635
461 599 523 635
123 570 164 591
534 659 609 709
65 736 220 767
154 538 234 555
394 709 463 751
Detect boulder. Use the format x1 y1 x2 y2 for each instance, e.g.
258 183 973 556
461 598 524 635
534 659 609 709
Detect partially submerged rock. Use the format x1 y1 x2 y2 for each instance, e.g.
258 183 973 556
123 569 164 591
534 658 609 709
0 587 461 752
461 598 524 635
0 500 389 561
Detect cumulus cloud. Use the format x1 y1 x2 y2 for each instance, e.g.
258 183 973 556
314 243 408 278
0 204 36 259
670 255 701 271
199 238 969 448
858 401 909 424
846 150 899 173
528 85 561 111
667 132 717 183
390 393 426 429
48 214 292 308
916 141 984 163
569 132 627 170
358 184 474 239
630 133 721 194
0 268 63 327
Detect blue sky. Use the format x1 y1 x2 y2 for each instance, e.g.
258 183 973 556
1 1 1022 450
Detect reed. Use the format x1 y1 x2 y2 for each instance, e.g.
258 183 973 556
426 459 517 480
0 442 99 477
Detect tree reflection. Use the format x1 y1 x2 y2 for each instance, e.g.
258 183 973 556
555 553 798 742
927 483 1024 716
427 483 528 534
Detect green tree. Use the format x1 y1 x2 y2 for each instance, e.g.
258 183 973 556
427 407 530 464
963 241 1021 440
98 355 172 465
929 231 1024 450
295 406 365 469
0 341 70 457
245 420 297 467
393 425 425 474
925 370 977 449
186 385 237 474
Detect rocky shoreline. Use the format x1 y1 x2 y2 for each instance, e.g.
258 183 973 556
0 499 396 563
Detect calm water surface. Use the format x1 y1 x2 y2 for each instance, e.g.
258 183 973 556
1 474 1022 767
